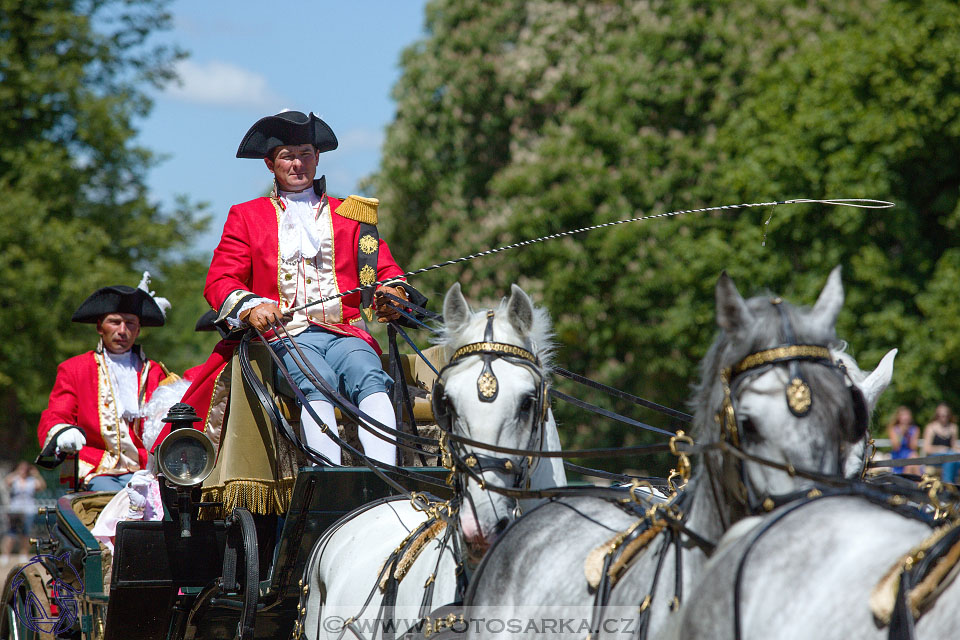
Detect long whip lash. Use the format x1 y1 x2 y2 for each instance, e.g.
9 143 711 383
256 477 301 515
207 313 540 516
288 197 893 315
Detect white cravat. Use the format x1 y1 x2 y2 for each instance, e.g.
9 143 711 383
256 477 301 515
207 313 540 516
105 350 142 422
278 189 323 262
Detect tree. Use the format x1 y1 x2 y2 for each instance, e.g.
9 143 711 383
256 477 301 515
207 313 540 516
0 0 209 457
371 0 960 473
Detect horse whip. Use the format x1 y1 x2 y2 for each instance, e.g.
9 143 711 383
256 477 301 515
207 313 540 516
288 197 893 315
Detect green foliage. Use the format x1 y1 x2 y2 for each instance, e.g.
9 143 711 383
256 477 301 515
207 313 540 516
0 0 209 459
372 0 960 472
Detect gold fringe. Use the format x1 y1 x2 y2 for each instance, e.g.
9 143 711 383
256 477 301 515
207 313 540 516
394 519 446 583
199 476 296 519
378 519 447 591
607 525 664 585
584 522 663 589
335 195 379 224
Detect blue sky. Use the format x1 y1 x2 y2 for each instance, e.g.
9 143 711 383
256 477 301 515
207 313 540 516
138 0 429 254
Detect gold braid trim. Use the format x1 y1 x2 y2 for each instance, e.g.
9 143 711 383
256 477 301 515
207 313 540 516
584 522 664 589
608 525 664 585
394 519 447 584
871 520 960 624
729 345 832 377
378 519 447 591
335 194 379 224
199 476 296 519
908 530 960 617
450 342 537 365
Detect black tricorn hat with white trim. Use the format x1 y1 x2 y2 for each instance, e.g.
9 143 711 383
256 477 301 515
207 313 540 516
72 286 166 327
236 110 338 159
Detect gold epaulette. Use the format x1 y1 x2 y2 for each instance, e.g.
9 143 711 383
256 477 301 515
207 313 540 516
335 194 379 225
157 361 182 387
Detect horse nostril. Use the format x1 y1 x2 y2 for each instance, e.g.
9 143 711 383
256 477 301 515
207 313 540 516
494 517 509 536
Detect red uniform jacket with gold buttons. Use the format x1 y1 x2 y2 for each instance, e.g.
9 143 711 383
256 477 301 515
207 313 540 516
167 187 408 446
38 346 164 482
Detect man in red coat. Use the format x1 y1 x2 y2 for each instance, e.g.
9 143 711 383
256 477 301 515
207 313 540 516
184 110 425 467
38 284 171 491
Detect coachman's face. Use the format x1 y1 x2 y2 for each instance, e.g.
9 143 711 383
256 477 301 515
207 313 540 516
97 312 141 354
265 144 319 192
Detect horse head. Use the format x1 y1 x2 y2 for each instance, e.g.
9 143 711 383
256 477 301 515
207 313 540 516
434 283 559 564
695 265 894 513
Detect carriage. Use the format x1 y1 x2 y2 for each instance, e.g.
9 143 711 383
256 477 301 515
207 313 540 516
0 326 453 640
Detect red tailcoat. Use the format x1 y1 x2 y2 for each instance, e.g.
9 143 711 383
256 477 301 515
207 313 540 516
38 345 165 482
170 190 407 443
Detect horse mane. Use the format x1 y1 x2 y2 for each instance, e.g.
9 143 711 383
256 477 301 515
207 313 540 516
690 294 853 444
434 295 556 376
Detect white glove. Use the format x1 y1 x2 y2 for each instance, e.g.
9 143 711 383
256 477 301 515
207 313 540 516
125 471 153 520
56 429 87 454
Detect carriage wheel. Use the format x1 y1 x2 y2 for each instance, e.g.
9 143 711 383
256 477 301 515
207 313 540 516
0 562 55 640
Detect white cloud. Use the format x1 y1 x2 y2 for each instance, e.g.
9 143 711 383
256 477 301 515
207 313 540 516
166 59 283 109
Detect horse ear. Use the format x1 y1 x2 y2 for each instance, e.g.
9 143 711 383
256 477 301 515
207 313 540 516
443 283 471 330
715 271 752 332
506 284 535 336
860 348 896 413
810 265 844 334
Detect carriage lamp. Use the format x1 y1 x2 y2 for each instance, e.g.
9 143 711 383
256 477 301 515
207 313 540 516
157 429 216 487
158 403 216 538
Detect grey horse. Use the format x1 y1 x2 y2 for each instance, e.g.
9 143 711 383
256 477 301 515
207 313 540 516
462 266 895 640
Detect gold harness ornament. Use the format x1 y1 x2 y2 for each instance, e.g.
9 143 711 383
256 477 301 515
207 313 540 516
449 341 538 364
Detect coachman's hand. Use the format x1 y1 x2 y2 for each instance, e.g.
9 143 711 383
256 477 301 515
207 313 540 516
375 286 408 323
241 302 284 331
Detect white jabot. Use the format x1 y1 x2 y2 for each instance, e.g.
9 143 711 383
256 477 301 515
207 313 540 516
105 350 142 422
279 189 323 262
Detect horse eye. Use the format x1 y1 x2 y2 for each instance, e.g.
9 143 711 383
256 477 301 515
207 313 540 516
739 416 759 440
519 396 535 415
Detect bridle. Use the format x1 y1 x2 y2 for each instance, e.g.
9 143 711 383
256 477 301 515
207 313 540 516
715 298 869 511
431 310 550 492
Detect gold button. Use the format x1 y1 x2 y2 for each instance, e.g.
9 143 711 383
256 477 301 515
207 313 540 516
285 274 292 281
306 278 312 284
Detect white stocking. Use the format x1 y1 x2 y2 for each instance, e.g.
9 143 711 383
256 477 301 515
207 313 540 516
301 400 341 465
357 392 398 466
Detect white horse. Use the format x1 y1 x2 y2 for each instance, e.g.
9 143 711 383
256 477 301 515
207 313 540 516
298 284 567 639
659 400 960 638
659 499 959 640
462 266 895 640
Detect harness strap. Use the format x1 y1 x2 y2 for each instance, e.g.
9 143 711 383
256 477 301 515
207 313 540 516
551 388 676 437
554 367 693 423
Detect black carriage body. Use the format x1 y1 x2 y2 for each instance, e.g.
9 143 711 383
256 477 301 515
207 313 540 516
3 468 448 640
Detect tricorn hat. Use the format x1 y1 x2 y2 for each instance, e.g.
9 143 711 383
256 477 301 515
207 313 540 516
236 110 338 159
72 285 166 327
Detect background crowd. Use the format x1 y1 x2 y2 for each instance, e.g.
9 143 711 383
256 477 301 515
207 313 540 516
886 403 959 480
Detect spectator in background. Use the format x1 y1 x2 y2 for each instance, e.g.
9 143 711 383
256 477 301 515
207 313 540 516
922 403 959 483
887 406 921 475
2 462 46 556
